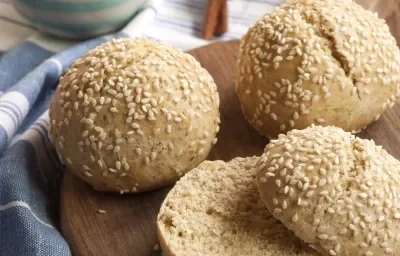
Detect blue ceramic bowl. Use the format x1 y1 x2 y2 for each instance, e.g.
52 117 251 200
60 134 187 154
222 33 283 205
12 0 148 39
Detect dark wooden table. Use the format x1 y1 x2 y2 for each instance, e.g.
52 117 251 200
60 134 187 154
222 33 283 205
356 0 400 43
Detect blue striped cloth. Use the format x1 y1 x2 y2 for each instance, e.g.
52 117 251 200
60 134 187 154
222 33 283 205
0 0 280 255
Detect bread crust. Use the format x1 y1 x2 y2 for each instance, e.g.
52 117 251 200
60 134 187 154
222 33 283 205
257 125 400 255
235 0 400 139
49 38 220 193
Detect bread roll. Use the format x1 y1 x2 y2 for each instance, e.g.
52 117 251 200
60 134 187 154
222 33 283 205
157 157 318 256
235 0 400 139
256 125 400 255
49 38 220 193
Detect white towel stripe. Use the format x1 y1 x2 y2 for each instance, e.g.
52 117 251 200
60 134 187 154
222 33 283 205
122 0 163 38
20 110 53 185
0 201 54 228
46 58 63 77
0 91 30 141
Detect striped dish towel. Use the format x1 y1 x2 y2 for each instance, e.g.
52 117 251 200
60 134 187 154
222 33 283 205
0 0 281 255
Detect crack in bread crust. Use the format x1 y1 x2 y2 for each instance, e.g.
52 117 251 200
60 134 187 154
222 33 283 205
299 8 362 102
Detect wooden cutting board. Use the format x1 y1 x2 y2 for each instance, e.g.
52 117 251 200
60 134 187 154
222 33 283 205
60 39 400 255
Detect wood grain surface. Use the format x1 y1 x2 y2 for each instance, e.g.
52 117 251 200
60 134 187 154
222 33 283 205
61 2 400 256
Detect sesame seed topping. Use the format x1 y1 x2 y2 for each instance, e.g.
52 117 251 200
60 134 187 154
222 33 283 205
257 125 400 255
235 0 400 140
292 213 298 222
50 38 220 195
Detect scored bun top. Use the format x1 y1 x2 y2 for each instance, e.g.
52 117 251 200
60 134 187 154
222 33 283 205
49 38 220 193
256 125 400 256
235 0 400 139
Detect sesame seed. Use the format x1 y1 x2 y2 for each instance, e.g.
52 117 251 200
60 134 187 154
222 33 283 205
306 190 314 198
123 162 129 171
358 193 368 199
135 148 142 155
266 172 275 177
318 234 328 240
282 200 287 209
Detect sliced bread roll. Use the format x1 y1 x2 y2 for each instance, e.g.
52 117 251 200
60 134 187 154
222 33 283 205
157 157 318 256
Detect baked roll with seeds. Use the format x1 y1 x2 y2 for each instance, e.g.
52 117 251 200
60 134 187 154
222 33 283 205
256 125 400 256
157 157 319 256
235 0 400 139
49 38 220 193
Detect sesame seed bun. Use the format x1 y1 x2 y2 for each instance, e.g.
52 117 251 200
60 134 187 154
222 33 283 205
256 125 400 255
49 38 220 193
157 157 319 256
235 0 400 139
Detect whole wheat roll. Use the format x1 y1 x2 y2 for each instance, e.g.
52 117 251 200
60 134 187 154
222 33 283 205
235 0 400 139
49 38 220 193
256 125 400 256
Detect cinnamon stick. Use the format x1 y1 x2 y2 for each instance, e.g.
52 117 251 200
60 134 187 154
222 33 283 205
215 0 228 36
202 0 222 40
